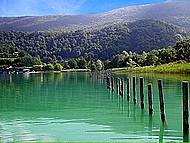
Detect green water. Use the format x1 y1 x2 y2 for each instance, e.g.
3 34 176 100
0 72 189 142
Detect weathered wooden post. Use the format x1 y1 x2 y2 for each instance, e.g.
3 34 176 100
107 76 111 90
106 76 109 89
118 78 121 95
127 77 130 101
109 77 111 90
158 79 166 123
133 76 137 104
148 83 153 115
116 77 119 94
120 78 124 99
119 78 121 95
111 77 114 92
183 81 189 142
96 71 99 79
140 77 145 109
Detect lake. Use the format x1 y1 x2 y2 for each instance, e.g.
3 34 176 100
0 72 189 142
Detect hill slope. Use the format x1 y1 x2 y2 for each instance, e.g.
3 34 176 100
0 1 190 32
0 19 185 61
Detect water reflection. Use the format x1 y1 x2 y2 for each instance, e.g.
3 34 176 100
116 72 187 142
148 115 153 138
159 122 164 142
0 72 187 142
127 101 130 117
183 132 189 142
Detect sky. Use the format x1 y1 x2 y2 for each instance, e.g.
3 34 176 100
0 0 184 17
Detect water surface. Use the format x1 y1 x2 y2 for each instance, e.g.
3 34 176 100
0 72 188 142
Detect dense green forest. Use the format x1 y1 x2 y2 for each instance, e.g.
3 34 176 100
1 33 189 71
0 19 185 62
0 19 189 71
105 35 190 69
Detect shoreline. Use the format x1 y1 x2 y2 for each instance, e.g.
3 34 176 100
113 62 190 74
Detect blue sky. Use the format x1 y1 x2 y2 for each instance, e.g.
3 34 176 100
0 0 178 17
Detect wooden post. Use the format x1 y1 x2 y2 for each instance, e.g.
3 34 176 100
107 76 111 90
116 77 119 94
111 77 114 92
106 76 109 89
140 77 145 109
119 78 121 95
158 79 166 123
133 76 137 104
118 78 121 95
183 81 189 142
120 78 124 99
127 77 130 101
148 84 153 115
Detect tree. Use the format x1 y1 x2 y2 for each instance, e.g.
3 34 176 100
103 60 110 70
90 63 97 71
174 38 190 61
43 64 54 71
77 58 87 69
108 55 121 68
54 63 62 71
145 52 158 66
158 47 176 64
57 56 63 61
68 59 77 69
126 59 137 67
122 51 129 57
42 57 54 64
14 55 40 67
176 34 183 42
32 65 43 71
96 59 103 71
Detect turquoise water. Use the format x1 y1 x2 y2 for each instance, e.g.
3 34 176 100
0 72 188 142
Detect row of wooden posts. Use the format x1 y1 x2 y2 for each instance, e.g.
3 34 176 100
106 75 189 141
106 76 155 115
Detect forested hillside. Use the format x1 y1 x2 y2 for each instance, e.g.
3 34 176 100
0 1 190 32
0 19 186 62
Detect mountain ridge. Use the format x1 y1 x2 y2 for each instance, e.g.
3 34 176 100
0 1 190 32
0 19 186 61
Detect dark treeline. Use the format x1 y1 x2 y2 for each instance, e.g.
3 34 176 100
104 35 190 69
0 19 185 63
0 19 189 71
1 34 189 72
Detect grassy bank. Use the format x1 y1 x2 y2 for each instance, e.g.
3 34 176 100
113 62 190 74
